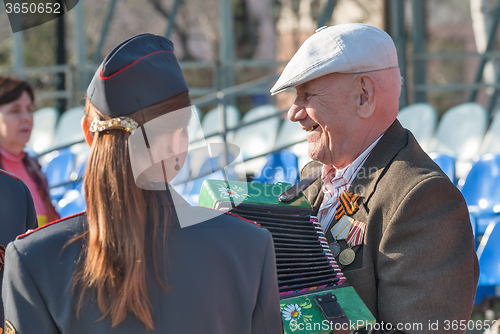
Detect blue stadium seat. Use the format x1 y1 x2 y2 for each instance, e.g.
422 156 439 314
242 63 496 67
42 148 76 203
469 212 476 247
201 105 240 142
397 103 437 152
57 183 86 218
430 102 488 180
253 149 299 185
52 106 85 148
181 148 238 205
429 153 455 183
479 108 500 155
26 107 59 154
461 154 500 238
43 148 75 187
474 221 500 304
70 149 89 183
274 119 309 170
231 105 281 175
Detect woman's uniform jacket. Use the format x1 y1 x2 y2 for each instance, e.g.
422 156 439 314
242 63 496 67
2 199 282 334
0 153 60 224
300 120 479 334
0 170 38 327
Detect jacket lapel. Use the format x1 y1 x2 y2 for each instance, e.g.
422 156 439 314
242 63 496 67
347 120 409 220
300 160 324 213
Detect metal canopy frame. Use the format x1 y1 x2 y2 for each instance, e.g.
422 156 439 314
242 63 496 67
2 0 345 112
391 0 500 116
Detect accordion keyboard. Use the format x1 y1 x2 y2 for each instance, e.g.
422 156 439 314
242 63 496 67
217 202 346 296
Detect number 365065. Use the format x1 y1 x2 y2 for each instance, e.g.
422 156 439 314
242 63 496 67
5 2 61 14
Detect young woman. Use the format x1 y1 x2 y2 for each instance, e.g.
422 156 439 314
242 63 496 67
2 34 282 334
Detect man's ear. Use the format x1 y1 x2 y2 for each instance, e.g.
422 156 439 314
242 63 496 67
357 74 376 119
81 115 93 146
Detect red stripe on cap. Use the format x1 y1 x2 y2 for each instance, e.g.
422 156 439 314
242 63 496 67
223 211 261 227
194 207 261 227
99 50 173 81
18 211 86 239
0 169 20 180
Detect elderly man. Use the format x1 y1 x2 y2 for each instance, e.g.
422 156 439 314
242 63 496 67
271 23 478 333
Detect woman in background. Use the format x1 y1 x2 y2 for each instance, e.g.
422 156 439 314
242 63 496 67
0 76 59 225
1 34 282 334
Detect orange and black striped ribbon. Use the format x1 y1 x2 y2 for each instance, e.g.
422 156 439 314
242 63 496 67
0 244 5 271
335 190 360 220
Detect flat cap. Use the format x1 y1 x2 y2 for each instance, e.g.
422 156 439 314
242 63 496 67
87 33 188 117
270 23 398 95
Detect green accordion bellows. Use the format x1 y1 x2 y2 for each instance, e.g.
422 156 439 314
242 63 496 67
198 179 376 333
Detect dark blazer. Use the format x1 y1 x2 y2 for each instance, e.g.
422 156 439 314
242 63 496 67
0 153 60 223
0 169 38 325
2 202 282 334
300 120 479 333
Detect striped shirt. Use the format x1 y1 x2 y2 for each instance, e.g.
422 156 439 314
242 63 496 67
317 135 382 231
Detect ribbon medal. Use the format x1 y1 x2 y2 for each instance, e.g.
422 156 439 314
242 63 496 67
345 219 366 247
328 190 364 263
335 190 360 220
330 215 353 241
0 244 5 271
339 219 366 266
329 215 353 257
339 247 356 266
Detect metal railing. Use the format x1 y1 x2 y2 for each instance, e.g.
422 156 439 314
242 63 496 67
43 73 306 190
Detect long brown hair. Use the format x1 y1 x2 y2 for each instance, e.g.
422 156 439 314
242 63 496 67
72 91 191 330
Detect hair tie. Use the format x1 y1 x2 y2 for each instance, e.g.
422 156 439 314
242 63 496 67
89 117 138 134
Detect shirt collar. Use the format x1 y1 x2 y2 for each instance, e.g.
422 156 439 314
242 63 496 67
0 147 26 163
321 134 383 194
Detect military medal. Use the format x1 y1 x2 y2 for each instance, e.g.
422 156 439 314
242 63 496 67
0 244 5 272
5 321 16 334
339 247 356 265
335 190 360 220
345 219 366 247
330 216 352 241
339 219 366 266
329 215 353 257
329 241 341 257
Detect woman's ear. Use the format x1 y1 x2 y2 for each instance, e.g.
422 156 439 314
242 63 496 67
81 115 93 146
356 74 376 119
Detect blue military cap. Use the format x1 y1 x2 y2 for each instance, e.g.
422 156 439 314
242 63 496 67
87 33 189 117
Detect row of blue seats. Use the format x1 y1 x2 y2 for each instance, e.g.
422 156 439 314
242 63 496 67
420 153 500 305
44 147 500 237
42 146 299 214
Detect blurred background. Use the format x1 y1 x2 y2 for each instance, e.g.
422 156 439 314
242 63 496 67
1 0 497 114
2 0 500 328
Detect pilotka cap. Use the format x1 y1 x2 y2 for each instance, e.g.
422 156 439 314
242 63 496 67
87 33 189 117
270 23 398 95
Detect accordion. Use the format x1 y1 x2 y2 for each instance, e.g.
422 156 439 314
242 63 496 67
198 180 375 334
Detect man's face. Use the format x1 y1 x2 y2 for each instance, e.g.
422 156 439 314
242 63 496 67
288 73 359 168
